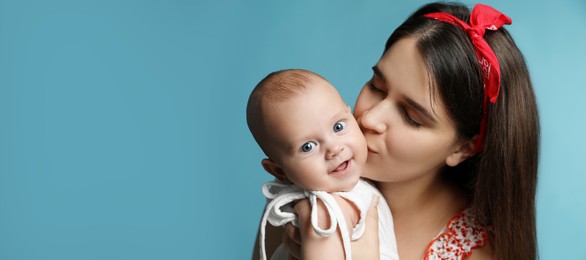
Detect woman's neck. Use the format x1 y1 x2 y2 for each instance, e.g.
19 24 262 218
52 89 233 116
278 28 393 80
375 171 468 223
374 171 469 259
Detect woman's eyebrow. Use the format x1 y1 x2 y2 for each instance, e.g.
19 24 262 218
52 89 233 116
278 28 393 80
405 97 438 123
372 66 386 82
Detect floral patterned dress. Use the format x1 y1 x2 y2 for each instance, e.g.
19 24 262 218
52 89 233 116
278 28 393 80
423 207 490 260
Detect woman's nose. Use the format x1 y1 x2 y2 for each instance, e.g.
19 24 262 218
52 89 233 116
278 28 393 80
359 106 387 134
326 145 344 160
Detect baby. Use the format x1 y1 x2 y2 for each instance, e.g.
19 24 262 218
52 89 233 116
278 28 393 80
247 69 398 260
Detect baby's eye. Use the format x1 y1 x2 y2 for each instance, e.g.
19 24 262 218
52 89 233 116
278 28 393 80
301 141 317 153
333 121 346 133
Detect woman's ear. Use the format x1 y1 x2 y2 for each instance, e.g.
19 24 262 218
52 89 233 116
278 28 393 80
261 158 289 182
445 136 476 167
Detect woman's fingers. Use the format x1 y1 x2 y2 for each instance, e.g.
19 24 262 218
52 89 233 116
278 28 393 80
351 194 381 260
282 199 311 259
283 223 300 259
368 195 379 227
284 223 300 244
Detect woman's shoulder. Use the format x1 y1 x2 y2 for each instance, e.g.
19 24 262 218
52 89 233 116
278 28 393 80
423 207 493 260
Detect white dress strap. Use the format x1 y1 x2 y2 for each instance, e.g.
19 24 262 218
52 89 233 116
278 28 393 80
259 182 305 260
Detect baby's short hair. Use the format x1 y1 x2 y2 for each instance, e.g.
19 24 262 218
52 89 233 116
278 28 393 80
246 69 325 156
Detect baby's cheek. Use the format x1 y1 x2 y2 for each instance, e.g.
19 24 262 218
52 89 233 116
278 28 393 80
360 160 383 181
354 136 368 165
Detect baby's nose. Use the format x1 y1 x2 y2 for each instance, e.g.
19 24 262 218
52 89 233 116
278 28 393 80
326 146 344 160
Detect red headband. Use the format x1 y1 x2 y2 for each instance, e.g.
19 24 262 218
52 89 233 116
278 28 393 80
424 4 511 154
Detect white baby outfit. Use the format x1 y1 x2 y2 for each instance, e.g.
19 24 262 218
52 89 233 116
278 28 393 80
259 179 399 260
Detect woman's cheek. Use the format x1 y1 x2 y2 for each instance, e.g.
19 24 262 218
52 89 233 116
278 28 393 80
353 87 373 118
383 129 424 167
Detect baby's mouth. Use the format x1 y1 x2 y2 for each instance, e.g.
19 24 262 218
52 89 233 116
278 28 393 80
330 160 350 174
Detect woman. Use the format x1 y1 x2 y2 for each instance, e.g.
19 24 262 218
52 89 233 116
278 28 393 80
260 2 539 259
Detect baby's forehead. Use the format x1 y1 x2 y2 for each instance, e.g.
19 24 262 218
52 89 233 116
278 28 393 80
265 93 347 128
263 86 343 116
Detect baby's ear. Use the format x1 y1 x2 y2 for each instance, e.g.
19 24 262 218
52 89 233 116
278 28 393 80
261 158 289 182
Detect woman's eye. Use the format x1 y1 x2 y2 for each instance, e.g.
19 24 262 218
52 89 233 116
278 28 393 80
367 79 385 94
333 121 346 133
400 107 423 129
301 141 317 153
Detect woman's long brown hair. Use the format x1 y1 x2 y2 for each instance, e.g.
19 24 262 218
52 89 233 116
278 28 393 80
384 3 539 259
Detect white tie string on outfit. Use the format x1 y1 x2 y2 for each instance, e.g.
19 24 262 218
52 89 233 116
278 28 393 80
259 181 353 260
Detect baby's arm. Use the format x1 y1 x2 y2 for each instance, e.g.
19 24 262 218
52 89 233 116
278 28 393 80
294 195 359 260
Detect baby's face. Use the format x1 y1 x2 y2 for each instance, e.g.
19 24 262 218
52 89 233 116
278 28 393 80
265 79 367 192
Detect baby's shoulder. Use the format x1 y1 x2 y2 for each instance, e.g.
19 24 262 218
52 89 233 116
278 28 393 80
292 194 359 231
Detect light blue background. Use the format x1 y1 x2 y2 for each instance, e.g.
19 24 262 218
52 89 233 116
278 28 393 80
0 0 584 259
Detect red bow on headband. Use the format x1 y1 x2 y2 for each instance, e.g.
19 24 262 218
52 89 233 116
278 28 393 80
424 4 511 153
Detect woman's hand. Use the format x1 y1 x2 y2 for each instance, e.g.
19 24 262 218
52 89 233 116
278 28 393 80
281 196 381 260
283 222 301 260
282 199 310 260
351 195 380 260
